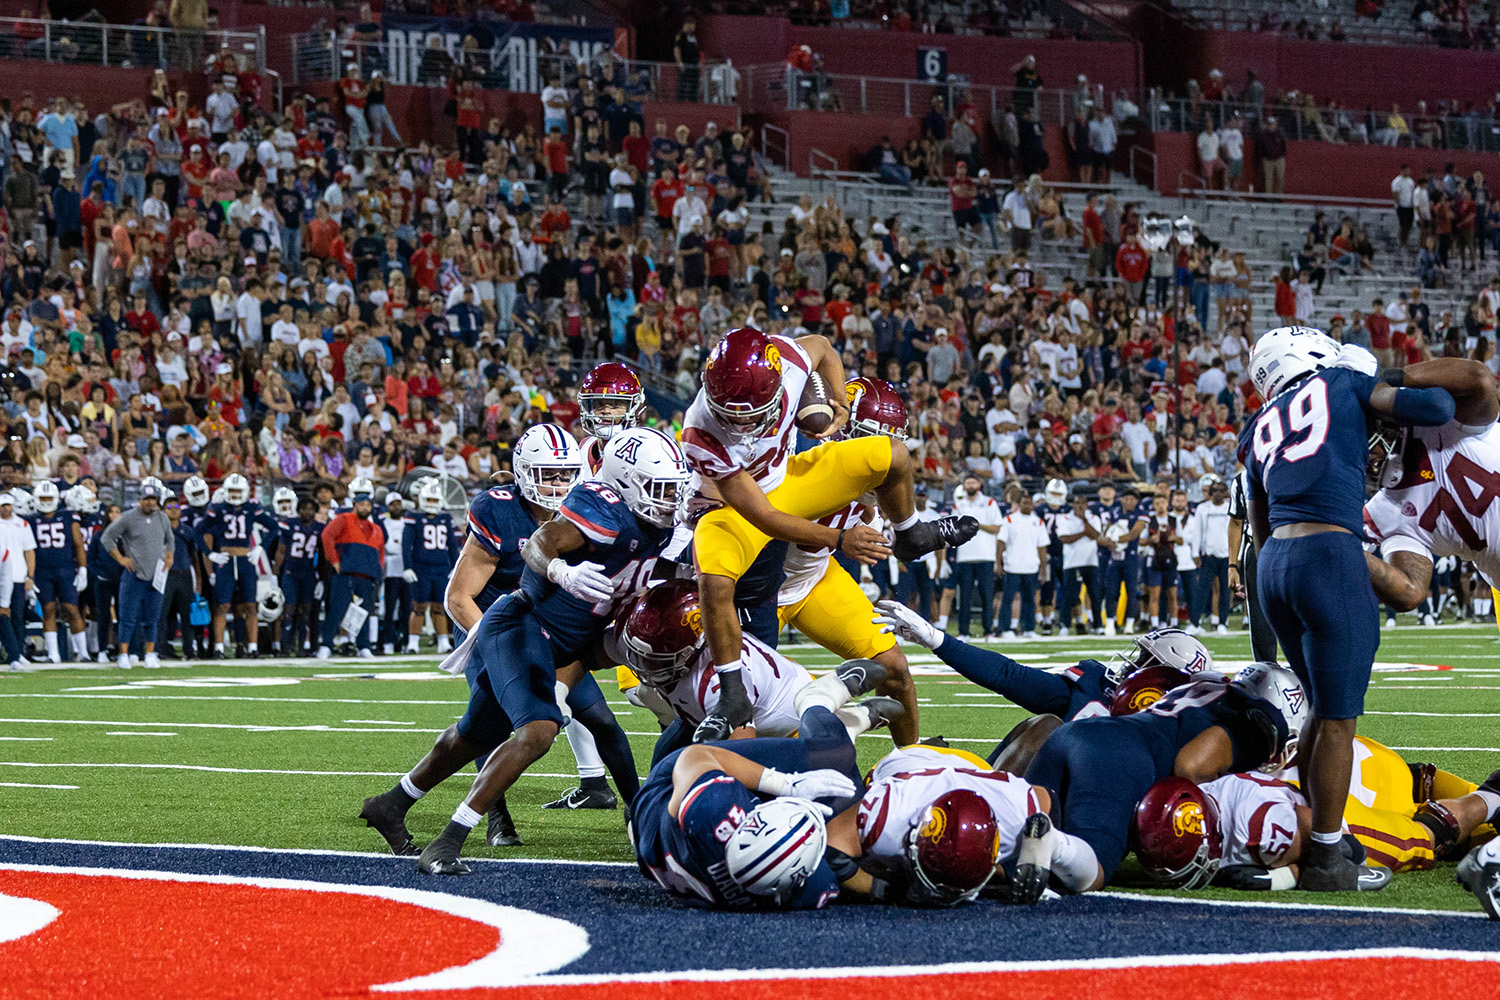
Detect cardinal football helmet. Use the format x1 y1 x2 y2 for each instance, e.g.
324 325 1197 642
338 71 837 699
1110 664 1195 716
702 328 786 442
905 788 1003 905
619 579 704 688
578 362 646 441
1131 776 1223 889
844 377 908 440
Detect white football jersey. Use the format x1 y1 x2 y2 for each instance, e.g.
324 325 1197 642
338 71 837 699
779 500 869 607
1202 772 1304 870
580 435 606 479
1364 420 1500 589
857 746 1042 879
680 334 813 497
656 633 811 735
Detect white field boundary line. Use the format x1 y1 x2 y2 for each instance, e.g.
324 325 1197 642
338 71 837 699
0 782 76 789
0 762 614 779
0 717 446 734
0 837 1488 922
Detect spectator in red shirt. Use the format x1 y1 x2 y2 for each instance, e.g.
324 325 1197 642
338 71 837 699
650 168 683 237
707 228 732 292
947 161 979 243
339 65 369 151
1115 234 1150 303
1273 266 1296 324
1366 297 1392 367
1081 192 1106 276
543 127 569 200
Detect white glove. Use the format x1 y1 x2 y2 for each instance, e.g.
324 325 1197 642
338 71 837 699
73 567 87 591
314 581 325 600
756 768 857 815
402 569 418 583
547 557 613 603
872 598 944 649
207 552 231 566
1335 343 1379 376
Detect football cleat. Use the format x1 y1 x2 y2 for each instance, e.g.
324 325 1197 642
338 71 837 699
1011 812 1056 905
486 799 523 846
1457 840 1500 920
842 696 905 736
542 786 619 810
358 791 418 856
833 658 887 698
417 844 472 876
1299 844 1392 892
891 515 980 562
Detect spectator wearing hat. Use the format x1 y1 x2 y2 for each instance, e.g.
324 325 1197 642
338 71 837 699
100 483 173 670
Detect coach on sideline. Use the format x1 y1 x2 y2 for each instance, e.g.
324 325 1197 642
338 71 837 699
100 477 174 670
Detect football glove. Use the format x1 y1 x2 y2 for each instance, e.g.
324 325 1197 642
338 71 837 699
756 767 856 813
73 567 87 591
873 599 944 649
402 569 419 584
547 558 612 603
207 552 231 566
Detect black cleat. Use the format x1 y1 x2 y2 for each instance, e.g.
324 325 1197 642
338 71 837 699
919 735 952 749
855 696 905 733
205 648 222 660
834 658 887 698
542 786 619 810
1011 812 1055 905
485 798 523 846
359 790 418 856
1479 767 1500 800
417 821 473 875
891 515 979 561
234 643 248 659
1457 843 1500 920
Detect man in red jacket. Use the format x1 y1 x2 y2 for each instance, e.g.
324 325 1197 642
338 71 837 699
1115 233 1150 305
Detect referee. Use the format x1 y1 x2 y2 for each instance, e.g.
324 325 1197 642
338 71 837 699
1227 468 1278 662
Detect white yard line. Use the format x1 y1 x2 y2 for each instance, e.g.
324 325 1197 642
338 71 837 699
0 717 443 735
0 782 76 790
104 732 178 737
0 761 601 779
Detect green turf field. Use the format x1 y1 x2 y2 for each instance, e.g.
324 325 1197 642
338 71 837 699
0 625 1495 913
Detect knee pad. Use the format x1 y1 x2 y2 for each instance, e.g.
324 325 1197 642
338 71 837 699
1414 799 1466 861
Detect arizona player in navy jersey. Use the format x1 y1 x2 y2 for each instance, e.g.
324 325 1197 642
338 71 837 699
1240 327 1455 891
274 497 324 657
361 428 690 873
402 480 458 655
197 473 281 658
1016 664 1308 893
28 481 89 663
1101 488 1150 634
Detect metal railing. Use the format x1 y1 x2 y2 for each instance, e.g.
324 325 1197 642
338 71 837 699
1129 145 1157 189
760 122 789 172
0 17 262 71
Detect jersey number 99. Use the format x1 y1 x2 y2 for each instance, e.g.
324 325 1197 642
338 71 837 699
1252 379 1329 482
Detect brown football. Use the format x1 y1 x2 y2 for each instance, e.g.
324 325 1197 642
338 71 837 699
796 371 836 436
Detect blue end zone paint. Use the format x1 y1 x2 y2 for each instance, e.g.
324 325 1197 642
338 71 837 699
3 839 1492 976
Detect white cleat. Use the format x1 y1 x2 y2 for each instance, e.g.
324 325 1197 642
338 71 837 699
96 651 110 665
116 654 131 670
1422 614 1437 627
46 652 61 664
1023 630 1038 639
358 648 375 659
382 643 395 656
144 652 161 669
1001 630 1017 640
316 646 332 660
1385 618 1397 629
1216 624 1228 634
1103 620 1116 637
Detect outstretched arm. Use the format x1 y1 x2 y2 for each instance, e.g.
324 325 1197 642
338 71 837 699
933 635 1077 716
1400 357 1498 428
1365 548 1434 612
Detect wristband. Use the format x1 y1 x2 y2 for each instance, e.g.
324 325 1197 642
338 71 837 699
756 767 790 797
545 557 566 583
712 655 745 674
836 529 846 553
1377 367 1405 387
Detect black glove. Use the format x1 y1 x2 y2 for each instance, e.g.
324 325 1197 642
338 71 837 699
1212 864 1276 890
696 668 754 741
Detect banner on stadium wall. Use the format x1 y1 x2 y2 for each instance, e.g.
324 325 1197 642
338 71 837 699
380 16 614 91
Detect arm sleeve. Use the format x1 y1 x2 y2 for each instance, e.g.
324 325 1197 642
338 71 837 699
1389 385 1456 427
934 634 1075 716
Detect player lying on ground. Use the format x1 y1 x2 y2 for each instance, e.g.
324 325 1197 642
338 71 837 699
682 328 978 743
361 429 687 872
1131 736 1500 891
609 579 902 767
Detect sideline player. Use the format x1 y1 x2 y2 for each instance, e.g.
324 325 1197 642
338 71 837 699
274 497 324 657
1240 328 1455 890
682 328 977 741
364 428 688 874
198 473 279 658
404 480 458 655
28 481 89 663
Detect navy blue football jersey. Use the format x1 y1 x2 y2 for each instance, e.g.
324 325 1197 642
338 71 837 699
1239 367 1378 535
935 638 1116 720
197 502 280 550
280 518 324 574
519 480 670 657
1112 508 1151 558
632 761 840 910
405 510 458 573
1113 676 1288 776
1035 501 1065 558
28 509 78 572
465 486 539 612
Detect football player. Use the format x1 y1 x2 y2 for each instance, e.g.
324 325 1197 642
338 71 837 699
272 486 297 521
1010 664 1309 893
773 377 920 744
1033 479 1069 634
577 362 646 476
612 579 901 765
403 480 458 655
1241 328 1455 890
28 481 89 663
682 328 977 742
274 497 324 657
197 473 280 658
364 428 688 875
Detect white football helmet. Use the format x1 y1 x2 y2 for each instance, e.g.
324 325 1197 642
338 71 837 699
138 478 167 504
273 486 297 517
724 797 828 903
349 477 376 504
184 475 211 508
1105 626 1213 689
1198 473 1222 494
1043 478 1068 506
1233 662 1311 773
10 489 35 516
64 484 99 514
256 578 286 623
598 427 692 529
1248 326 1341 401
514 424 582 511
223 473 251 506
417 479 445 514
33 480 59 514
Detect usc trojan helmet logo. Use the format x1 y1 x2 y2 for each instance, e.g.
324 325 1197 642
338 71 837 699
1125 686 1168 713
845 382 861 405
763 343 782 372
680 607 702 636
1172 801 1206 838
920 805 949 842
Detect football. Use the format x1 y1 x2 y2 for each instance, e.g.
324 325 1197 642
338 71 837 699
795 371 836 436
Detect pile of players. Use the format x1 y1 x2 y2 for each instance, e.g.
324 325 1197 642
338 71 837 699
351 325 1500 918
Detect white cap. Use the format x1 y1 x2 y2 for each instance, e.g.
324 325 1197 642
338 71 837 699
66 434 85 448
216 361 234 375
385 491 404 505
0 493 14 506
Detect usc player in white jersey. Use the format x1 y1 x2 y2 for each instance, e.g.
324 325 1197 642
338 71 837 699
681 328 977 745
577 362 647 477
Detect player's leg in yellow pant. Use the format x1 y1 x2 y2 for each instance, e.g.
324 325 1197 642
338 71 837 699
1343 799 1438 872
778 560 916 743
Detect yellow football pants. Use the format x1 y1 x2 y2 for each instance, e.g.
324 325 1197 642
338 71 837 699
1341 737 1477 872
778 560 895 661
